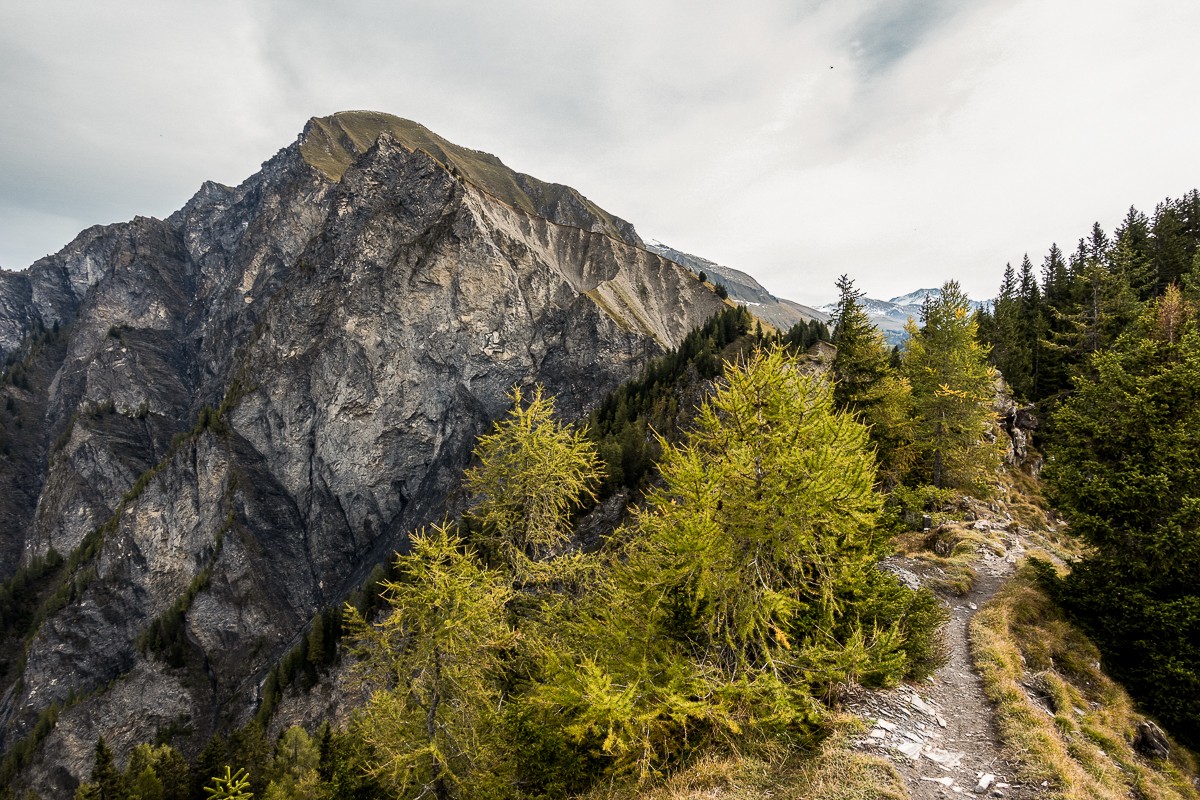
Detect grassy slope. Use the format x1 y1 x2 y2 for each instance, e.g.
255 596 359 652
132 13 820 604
972 562 1200 800
950 466 1200 800
299 111 634 242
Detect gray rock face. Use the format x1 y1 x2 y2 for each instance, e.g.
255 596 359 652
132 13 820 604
0 111 726 793
993 375 1040 474
1134 720 1171 761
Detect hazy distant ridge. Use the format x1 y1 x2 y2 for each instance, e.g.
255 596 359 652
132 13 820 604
643 241 827 331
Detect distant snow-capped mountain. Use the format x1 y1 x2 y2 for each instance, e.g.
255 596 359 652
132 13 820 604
819 288 988 346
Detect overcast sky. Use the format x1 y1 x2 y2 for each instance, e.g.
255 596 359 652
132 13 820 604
2 1 1198 306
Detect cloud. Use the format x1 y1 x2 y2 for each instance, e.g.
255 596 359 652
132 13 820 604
2 1 1198 306
847 0 958 78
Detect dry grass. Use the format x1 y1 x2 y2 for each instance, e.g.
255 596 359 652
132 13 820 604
971 563 1200 800
582 717 908 800
299 111 632 241
892 524 1003 596
995 469 1086 564
1000 467 1051 531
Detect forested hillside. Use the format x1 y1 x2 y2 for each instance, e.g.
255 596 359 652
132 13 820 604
51 284 1013 799
12 155 1199 799
977 189 1200 750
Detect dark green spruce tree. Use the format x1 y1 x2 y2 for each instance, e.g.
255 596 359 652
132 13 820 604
829 274 914 484
1043 285 1200 749
988 262 1031 398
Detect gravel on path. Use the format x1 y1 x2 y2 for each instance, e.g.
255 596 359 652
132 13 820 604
846 535 1049 799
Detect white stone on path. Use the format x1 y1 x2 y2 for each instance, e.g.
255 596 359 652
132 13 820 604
923 748 966 768
975 773 995 793
911 694 939 717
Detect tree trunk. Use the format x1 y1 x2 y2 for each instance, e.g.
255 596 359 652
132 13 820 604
428 647 448 800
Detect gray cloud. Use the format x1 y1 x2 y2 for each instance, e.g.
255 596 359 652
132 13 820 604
848 0 958 77
2 1 1198 304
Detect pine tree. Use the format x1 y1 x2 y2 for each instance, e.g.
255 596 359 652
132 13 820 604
1017 254 1045 397
271 727 319 785
1113 206 1155 299
124 745 164 800
989 262 1031 397
902 281 1001 491
1038 243 1073 398
226 724 268 789
1151 197 1193 290
129 767 164 800
1041 228 1139 391
150 747 189 800
191 736 226 800
305 614 327 673
91 737 126 800
347 524 516 800
261 727 320 800
831 273 887 408
312 722 386 799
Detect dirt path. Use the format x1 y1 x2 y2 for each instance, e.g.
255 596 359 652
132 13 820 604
847 535 1046 799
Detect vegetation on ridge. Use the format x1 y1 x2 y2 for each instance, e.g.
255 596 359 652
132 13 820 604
337 346 944 800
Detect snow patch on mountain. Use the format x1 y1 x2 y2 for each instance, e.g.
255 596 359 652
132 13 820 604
819 288 988 346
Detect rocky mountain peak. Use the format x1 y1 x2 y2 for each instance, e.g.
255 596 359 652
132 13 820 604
0 111 728 795
299 110 642 244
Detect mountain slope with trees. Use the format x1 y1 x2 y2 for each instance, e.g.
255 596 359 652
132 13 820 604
0 111 729 796
977 189 1200 752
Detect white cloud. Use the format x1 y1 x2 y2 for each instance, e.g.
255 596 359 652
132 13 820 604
2 0 1198 306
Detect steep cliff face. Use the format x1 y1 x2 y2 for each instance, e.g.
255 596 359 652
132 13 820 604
0 112 726 794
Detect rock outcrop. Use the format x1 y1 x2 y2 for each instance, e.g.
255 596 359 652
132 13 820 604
993 375 1041 475
0 111 728 794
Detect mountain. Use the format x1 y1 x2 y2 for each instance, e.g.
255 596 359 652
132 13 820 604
0 111 730 795
819 287 988 345
643 241 827 332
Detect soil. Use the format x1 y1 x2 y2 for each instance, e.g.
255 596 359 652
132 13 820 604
846 530 1048 798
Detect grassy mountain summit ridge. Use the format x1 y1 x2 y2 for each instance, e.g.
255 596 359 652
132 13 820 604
300 110 640 244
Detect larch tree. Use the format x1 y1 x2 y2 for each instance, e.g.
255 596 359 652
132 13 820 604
464 386 601 578
537 347 917 777
902 281 1001 491
347 525 517 800
202 767 252 800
